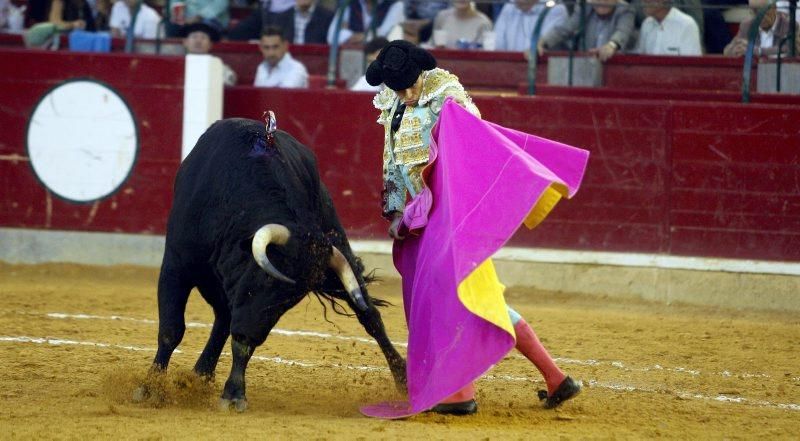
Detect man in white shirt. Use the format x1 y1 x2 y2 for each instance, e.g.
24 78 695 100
636 0 702 56
494 0 568 52
254 26 309 88
109 0 162 39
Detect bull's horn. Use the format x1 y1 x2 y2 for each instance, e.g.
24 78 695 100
329 246 368 311
252 224 296 284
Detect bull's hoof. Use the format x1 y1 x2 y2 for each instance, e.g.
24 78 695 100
132 385 149 403
219 397 248 413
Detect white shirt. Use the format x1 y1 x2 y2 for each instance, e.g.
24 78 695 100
254 53 309 88
109 2 162 39
350 75 382 92
758 17 779 49
494 3 568 52
636 7 701 56
326 0 405 44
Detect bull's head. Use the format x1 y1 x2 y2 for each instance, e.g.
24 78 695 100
250 224 368 311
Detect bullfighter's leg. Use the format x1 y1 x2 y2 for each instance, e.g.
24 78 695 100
193 276 231 379
352 301 407 392
152 260 193 371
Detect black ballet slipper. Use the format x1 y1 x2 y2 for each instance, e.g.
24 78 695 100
538 376 582 409
427 399 478 416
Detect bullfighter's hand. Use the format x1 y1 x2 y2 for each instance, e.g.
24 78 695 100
389 212 406 241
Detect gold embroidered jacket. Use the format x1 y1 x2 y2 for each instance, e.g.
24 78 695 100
373 68 480 218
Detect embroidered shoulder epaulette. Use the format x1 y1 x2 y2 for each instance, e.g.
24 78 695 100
418 68 464 106
373 88 396 111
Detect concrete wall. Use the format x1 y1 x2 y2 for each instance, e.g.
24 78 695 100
3 228 798 313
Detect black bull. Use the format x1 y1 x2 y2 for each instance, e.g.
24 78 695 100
148 118 406 411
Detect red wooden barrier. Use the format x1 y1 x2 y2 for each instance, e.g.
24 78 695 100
1 48 799 263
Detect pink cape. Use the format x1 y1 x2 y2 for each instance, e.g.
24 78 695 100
361 99 589 419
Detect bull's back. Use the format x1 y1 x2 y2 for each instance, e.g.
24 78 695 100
165 118 319 256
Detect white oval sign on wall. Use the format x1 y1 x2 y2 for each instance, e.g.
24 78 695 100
26 79 138 203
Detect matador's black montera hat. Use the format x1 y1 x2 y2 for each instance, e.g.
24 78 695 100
366 40 437 91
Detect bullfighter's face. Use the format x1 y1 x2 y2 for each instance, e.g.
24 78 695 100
394 75 424 107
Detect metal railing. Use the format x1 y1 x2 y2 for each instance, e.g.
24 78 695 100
527 2 556 95
741 0 778 103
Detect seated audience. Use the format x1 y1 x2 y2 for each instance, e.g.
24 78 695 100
109 0 162 39
90 0 112 31
254 26 309 88
430 0 492 49
25 0 96 31
538 0 635 62
326 0 404 45
494 0 569 52
636 0 702 55
0 0 12 31
229 0 334 43
630 0 704 41
351 36 389 91
401 0 447 43
165 0 229 37
723 0 800 56
182 20 238 86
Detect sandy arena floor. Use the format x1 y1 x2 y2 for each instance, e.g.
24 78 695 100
0 262 798 439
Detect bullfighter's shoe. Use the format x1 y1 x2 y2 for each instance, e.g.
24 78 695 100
428 399 478 416
538 376 582 409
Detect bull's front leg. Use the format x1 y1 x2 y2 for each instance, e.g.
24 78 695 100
355 303 407 393
219 337 253 412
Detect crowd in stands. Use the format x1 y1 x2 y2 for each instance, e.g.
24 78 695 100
3 0 799 88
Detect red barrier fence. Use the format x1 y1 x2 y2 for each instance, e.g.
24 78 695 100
1 48 799 262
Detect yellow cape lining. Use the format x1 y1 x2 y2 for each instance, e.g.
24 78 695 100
455 183 569 341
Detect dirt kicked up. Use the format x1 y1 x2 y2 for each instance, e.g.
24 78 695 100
0 262 798 439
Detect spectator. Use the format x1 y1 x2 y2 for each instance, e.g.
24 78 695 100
636 0 702 55
164 0 229 37
254 25 309 88
538 0 635 62
181 20 238 86
494 0 569 52
109 0 162 39
326 0 404 44
430 0 492 49
401 0 447 43
25 0 96 31
723 0 800 56
630 0 704 43
229 0 334 42
0 0 12 31
88 0 111 31
351 36 389 91
23 21 61 48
